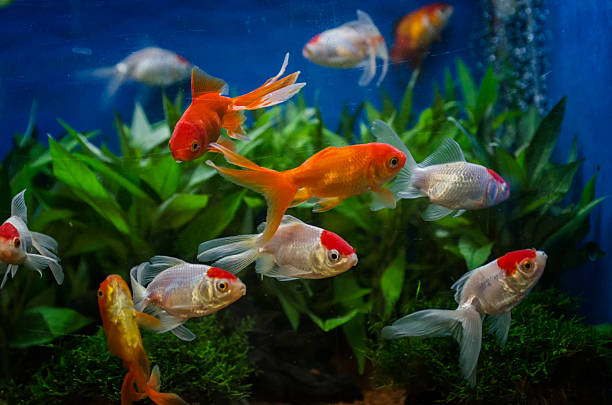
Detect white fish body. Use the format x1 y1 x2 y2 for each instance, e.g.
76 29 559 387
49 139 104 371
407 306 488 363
303 10 389 86
130 256 245 341
0 190 63 288
197 215 358 280
91 47 193 97
370 120 510 220
381 249 547 386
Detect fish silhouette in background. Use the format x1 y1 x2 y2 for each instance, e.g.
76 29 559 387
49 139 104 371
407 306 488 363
303 10 389 86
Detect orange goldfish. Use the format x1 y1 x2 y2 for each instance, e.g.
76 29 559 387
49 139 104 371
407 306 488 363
168 53 305 162
391 3 453 69
97 275 186 405
206 142 406 247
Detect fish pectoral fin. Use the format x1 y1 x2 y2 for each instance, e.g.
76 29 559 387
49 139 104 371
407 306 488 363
259 261 310 279
170 324 196 341
135 311 162 331
422 203 454 221
25 254 56 277
190 66 228 98
210 137 237 153
311 196 344 213
290 188 311 207
357 49 377 86
370 188 396 211
221 111 249 140
487 312 511 347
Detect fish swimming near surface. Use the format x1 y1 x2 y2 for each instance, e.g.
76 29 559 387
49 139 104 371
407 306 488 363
302 10 389 86
130 256 246 341
168 53 305 162
205 140 406 248
391 3 453 69
371 120 509 220
90 46 193 98
382 249 548 386
0 190 63 288
97 274 186 405
198 215 358 280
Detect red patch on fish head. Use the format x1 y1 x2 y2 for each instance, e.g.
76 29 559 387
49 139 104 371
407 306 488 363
169 118 207 162
176 54 189 64
487 168 506 185
0 222 19 241
207 267 237 280
321 230 355 256
497 249 537 276
308 34 321 45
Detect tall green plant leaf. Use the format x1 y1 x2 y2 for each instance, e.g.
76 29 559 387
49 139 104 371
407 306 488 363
381 251 406 316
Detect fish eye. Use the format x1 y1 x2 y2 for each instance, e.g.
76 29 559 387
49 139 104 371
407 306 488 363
520 260 533 272
13 238 20 248
328 249 340 262
190 141 200 152
97 290 103 298
388 156 399 168
216 281 228 292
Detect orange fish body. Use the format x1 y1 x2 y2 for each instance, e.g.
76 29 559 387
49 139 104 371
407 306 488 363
391 3 453 68
169 53 306 162
207 142 405 246
97 275 186 405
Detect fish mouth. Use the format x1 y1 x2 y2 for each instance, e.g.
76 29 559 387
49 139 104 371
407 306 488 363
239 284 246 296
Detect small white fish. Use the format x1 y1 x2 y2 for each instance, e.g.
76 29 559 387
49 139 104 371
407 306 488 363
303 10 389 86
90 46 193 97
197 215 358 280
0 190 63 288
130 256 246 341
371 120 510 220
382 249 547 386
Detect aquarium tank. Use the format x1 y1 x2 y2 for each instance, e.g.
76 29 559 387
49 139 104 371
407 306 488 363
0 0 610 404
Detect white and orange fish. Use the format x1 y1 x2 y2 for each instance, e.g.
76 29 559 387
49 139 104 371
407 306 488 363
198 215 358 280
98 274 186 405
90 47 193 97
130 256 246 341
372 120 510 220
391 3 453 69
382 249 547 386
0 190 63 288
303 10 389 86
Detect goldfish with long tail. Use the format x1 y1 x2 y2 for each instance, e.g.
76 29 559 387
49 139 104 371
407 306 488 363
382 249 548 386
391 3 453 69
206 141 405 249
198 215 358 280
303 10 389 86
371 120 509 220
169 53 305 162
0 189 63 288
130 256 246 341
98 274 186 405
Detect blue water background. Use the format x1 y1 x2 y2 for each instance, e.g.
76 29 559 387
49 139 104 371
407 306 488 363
0 1 610 322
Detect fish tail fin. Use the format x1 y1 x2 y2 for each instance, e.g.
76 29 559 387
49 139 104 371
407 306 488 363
354 10 388 86
390 41 424 70
375 37 389 86
230 53 305 110
369 120 421 200
121 370 148 405
197 234 260 274
206 149 299 247
381 307 482 386
144 365 188 405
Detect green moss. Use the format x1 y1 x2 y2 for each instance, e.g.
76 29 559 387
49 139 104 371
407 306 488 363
2 314 254 404
371 288 612 404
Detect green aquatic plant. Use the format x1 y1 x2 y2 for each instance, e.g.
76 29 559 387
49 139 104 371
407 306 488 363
371 288 612 404
0 314 254 404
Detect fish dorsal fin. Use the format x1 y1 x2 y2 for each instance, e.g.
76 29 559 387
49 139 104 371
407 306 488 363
450 269 477 304
370 121 413 166
11 190 27 223
191 67 228 98
419 138 465 168
146 256 186 282
256 215 304 233
356 10 375 26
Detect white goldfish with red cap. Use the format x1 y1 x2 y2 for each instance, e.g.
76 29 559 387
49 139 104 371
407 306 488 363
198 215 358 280
130 256 246 341
303 10 389 86
371 120 510 220
382 249 547 386
0 190 63 288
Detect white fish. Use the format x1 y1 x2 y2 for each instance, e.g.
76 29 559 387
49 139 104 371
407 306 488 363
0 190 63 288
130 256 246 341
382 249 547 386
371 120 510 220
90 46 193 97
197 215 358 280
303 10 389 86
